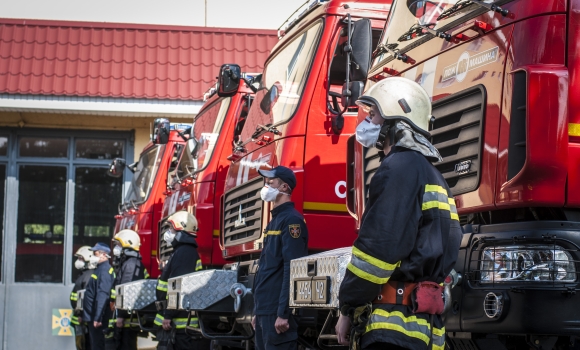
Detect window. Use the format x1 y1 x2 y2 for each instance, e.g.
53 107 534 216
166 144 185 187
240 21 323 142
124 145 166 203
179 97 231 176
15 165 67 283
75 139 124 159
72 167 122 282
0 136 7 156
19 137 68 158
0 164 5 281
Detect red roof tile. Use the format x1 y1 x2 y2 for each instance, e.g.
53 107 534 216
0 19 278 100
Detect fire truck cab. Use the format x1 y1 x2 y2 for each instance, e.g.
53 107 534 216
158 78 256 268
109 125 188 278
343 0 580 348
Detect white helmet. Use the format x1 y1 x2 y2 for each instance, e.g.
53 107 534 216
356 77 432 137
75 246 93 261
165 211 198 236
113 229 141 251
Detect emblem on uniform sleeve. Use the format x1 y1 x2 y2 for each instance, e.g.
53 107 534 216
289 224 301 238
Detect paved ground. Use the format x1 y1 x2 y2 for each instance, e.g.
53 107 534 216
138 334 158 349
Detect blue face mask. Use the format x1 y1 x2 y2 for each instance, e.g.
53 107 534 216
355 117 382 148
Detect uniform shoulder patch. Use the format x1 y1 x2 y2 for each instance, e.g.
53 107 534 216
289 224 301 238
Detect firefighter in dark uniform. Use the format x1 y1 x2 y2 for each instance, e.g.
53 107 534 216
153 211 204 350
335 77 462 350
107 229 148 350
71 246 96 350
252 166 309 350
83 242 116 350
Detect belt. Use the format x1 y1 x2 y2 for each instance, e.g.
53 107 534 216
373 280 416 306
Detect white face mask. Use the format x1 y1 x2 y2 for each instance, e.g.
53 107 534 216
164 231 176 244
355 117 382 148
113 246 122 257
89 255 101 265
261 185 287 202
74 259 86 270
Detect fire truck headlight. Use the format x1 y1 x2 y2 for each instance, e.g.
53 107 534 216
479 245 576 283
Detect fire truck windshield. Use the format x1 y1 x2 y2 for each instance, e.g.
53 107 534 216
373 0 494 68
238 20 323 142
178 97 231 177
124 144 166 203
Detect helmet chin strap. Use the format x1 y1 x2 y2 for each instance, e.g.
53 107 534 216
375 121 392 151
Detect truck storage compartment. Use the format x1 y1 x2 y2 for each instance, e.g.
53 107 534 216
115 279 157 311
167 269 238 311
289 247 351 308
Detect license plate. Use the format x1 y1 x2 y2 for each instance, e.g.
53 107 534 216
293 276 330 304
167 293 179 309
115 295 123 309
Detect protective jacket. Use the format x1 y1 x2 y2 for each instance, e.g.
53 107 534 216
82 260 115 323
110 250 147 326
338 147 462 350
154 233 202 330
70 268 94 326
253 202 308 319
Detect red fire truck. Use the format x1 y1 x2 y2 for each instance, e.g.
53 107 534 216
109 126 189 278
165 0 390 346
158 78 256 268
344 0 580 348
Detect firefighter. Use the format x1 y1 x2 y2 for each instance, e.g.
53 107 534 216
154 211 204 350
83 242 116 350
251 166 309 350
335 77 462 350
107 229 148 350
71 246 97 350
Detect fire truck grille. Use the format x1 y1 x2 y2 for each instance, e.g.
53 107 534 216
430 86 485 195
223 177 264 247
363 147 381 199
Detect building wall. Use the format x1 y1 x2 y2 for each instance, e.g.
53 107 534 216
0 111 184 160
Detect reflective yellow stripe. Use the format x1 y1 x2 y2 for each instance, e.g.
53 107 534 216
448 197 456 206
195 260 203 271
347 263 390 284
91 274 97 279
110 289 116 299
153 314 164 326
265 230 281 236
70 292 78 301
366 322 430 344
570 123 580 136
303 201 348 212
173 318 189 329
109 267 114 274
213 230 220 237
144 269 150 279
157 280 168 292
422 201 451 211
352 246 399 271
424 184 448 195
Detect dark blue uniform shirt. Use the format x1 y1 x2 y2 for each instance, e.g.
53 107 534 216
82 260 115 323
253 202 308 319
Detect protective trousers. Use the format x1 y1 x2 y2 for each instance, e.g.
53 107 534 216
254 315 297 350
88 323 106 350
75 324 91 350
156 329 210 350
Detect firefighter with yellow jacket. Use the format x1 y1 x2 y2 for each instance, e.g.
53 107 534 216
335 77 462 350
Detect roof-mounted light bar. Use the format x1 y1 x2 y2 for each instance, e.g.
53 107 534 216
278 0 329 38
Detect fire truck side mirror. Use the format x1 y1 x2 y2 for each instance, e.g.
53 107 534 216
341 81 364 107
107 158 126 178
218 64 242 97
187 137 199 159
152 118 170 145
349 18 372 81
